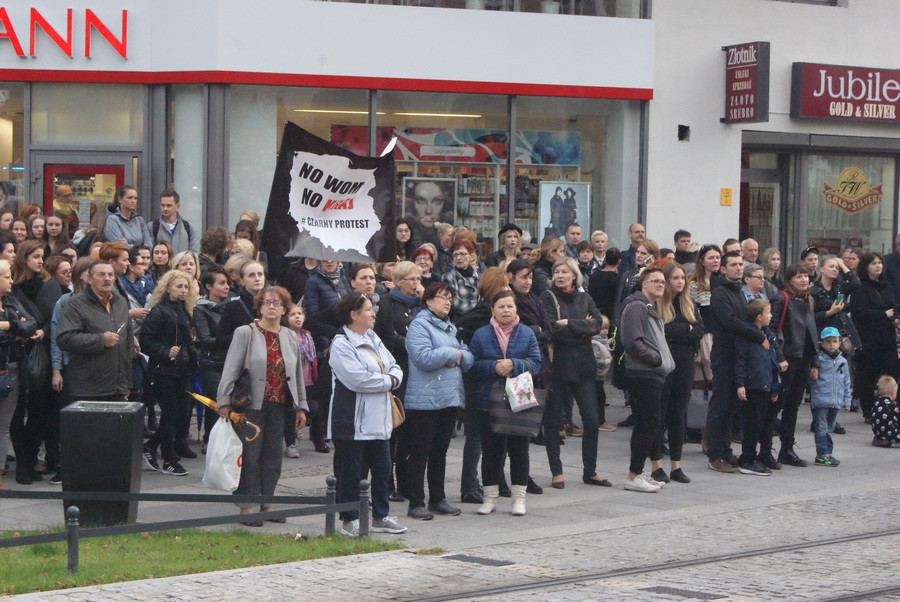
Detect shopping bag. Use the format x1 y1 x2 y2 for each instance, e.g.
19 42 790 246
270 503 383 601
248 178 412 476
202 418 243 492
489 381 546 437
505 372 539 412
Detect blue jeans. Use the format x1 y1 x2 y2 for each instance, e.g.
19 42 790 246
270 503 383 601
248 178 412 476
811 407 839 457
333 438 391 521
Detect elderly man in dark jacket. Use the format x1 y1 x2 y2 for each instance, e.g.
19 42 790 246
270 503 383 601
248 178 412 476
56 260 134 400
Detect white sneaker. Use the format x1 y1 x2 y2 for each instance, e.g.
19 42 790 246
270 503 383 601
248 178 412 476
644 473 666 488
285 444 300 458
623 474 660 493
371 516 408 534
340 519 360 537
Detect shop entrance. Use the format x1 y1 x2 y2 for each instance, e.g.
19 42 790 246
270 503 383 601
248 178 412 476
31 152 137 235
740 151 795 263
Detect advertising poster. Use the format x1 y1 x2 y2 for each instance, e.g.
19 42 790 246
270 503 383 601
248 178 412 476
260 122 397 262
538 181 590 239
402 177 456 244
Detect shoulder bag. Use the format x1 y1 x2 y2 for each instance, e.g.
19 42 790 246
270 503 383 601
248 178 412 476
229 326 255 409
488 347 546 436
360 346 405 428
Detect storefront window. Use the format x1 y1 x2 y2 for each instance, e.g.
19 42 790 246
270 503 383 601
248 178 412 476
515 97 640 251
31 83 143 146
0 83 25 210
171 85 206 231
806 154 896 255
373 90 508 253
227 86 368 230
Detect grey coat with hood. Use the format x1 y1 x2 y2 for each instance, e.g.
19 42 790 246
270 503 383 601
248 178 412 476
619 291 675 383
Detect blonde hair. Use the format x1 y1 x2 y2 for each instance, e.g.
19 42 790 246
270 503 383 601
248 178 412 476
877 375 897 396
231 238 256 260
392 261 422 284
0 259 10 277
590 230 607 241
539 237 565 262
172 251 200 277
150 269 197 317
657 262 696 325
552 257 583 289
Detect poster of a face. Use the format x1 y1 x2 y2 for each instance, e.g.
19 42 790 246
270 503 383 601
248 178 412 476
539 181 590 240
402 177 456 241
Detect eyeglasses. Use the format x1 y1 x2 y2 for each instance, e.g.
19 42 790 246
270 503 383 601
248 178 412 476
452 251 470 258
645 279 666 285
56 270 72 276
435 294 453 302
261 299 284 307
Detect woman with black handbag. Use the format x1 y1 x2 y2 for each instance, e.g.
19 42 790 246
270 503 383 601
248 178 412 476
141 270 198 476
9 240 61 484
0 259 37 489
217 286 308 527
469 290 541 516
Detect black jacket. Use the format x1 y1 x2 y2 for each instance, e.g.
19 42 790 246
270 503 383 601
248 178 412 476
56 288 133 397
849 277 896 351
454 300 491 346
193 297 230 371
140 297 197 377
539 286 602 382
532 259 553 296
217 290 256 349
810 271 860 332
769 292 819 366
708 280 766 363
664 294 705 360
374 293 418 370
0 296 37 368
588 269 620 320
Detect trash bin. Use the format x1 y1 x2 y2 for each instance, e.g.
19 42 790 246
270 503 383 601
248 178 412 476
60 401 145 526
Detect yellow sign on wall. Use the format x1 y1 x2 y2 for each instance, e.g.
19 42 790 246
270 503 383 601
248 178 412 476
720 188 733 206
823 167 883 215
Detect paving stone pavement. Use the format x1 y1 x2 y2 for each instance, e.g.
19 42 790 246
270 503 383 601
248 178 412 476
4 392 899 600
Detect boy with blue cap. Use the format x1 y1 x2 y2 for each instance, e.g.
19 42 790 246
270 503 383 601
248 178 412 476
809 326 851 466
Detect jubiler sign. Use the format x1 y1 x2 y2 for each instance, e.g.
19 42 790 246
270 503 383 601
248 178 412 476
722 41 770 124
791 63 899 124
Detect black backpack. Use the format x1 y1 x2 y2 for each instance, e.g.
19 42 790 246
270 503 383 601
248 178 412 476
152 218 193 243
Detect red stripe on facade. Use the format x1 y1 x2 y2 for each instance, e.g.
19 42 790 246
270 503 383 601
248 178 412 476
2 69 653 100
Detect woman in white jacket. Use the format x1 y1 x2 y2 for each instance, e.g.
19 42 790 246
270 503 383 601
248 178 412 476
329 291 407 537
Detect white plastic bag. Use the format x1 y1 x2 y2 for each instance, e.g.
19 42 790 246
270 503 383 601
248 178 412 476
202 418 243 491
505 371 539 413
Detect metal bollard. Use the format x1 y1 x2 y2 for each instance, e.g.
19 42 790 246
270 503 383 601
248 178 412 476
358 480 370 537
66 506 80 573
325 475 337 535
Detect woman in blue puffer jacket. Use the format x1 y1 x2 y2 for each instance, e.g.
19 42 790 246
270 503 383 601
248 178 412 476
403 282 474 521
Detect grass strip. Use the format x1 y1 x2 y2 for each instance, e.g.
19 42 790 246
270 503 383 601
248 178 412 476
0 528 403 595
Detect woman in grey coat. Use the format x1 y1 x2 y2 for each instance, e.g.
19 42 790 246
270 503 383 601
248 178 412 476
218 286 308 526
619 266 675 493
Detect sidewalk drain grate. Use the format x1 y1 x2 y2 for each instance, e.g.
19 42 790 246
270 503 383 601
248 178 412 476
640 586 725 600
442 554 514 567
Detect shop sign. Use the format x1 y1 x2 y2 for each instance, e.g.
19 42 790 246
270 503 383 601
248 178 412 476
722 41 770 123
823 167 883 215
332 125 581 166
791 63 899 123
0 7 126 58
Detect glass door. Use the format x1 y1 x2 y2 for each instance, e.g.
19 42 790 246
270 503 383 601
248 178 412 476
740 152 794 261
31 152 136 237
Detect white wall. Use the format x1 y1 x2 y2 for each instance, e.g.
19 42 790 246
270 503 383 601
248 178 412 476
648 0 900 247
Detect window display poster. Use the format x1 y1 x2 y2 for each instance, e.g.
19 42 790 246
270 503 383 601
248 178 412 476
539 182 590 240
402 177 456 243
260 122 396 262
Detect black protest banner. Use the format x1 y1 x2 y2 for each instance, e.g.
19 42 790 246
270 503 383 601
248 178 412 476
260 122 396 263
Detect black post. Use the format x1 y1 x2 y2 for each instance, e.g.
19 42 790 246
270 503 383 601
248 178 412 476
66 506 80 573
324 475 337 535
358 480 370 537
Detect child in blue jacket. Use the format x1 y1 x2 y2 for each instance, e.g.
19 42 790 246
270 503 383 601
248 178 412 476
735 299 784 476
810 326 852 466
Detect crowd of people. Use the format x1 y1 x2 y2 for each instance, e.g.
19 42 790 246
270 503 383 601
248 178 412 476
1 184 899 538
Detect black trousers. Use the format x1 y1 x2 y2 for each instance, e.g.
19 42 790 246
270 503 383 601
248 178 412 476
10 384 53 477
740 389 771 464
147 375 190 462
404 407 455 509
855 347 899 419
543 378 599 478
477 409 529 487
653 352 693 462
627 373 664 476
706 360 738 462
778 356 811 452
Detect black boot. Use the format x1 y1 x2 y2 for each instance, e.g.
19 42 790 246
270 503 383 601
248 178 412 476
526 476 543 495
174 439 197 459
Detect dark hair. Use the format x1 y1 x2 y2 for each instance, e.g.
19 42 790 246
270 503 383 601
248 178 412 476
576 240 592 253
200 265 228 292
200 226 230 259
43 254 70 279
566 222 582 233
660 248 674 258
334 290 370 325
639 266 665 284
674 229 691 241
160 188 180 204
253 285 292 314
505 258 533 277
747 298 770 323
57 242 78 256
857 252 885 284
722 237 740 250
112 185 137 211
234 219 260 252
603 247 622 267
88 259 112 276
490 289 515 307
421 281 453 307
45 210 71 245
722 250 742 265
783 263 814 309
348 262 376 282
